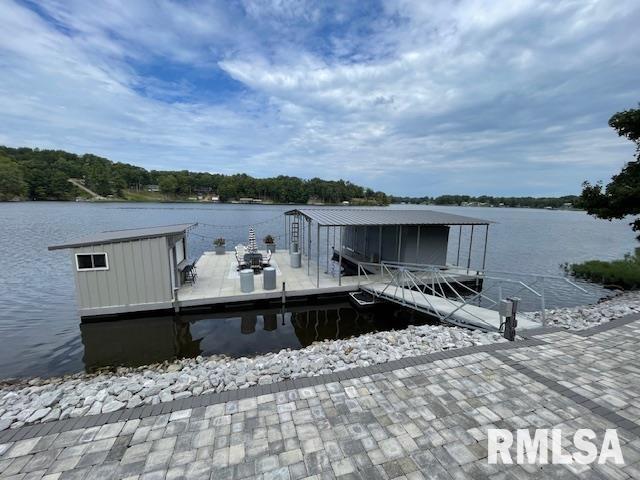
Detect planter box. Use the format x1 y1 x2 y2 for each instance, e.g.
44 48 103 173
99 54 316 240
215 245 226 255
265 243 276 253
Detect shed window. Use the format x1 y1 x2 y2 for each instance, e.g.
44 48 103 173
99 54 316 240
76 253 109 271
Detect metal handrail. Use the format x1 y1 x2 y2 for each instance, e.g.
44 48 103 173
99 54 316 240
355 258 591 329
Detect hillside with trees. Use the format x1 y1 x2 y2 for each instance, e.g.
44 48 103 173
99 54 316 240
391 194 580 209
0 146 389 204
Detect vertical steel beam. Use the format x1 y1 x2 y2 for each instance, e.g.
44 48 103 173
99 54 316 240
467 225 474 271
481 224 489 270
338 226 343 286
326 225 329 273
378 226 382 265
316 224 320 287
416 225 421 263
307 218 311 275
397 225 402 262
456 225 462 266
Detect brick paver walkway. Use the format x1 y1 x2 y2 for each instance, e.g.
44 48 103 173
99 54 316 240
1 315 639 479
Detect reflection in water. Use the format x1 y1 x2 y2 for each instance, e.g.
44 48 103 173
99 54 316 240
79 298 437 373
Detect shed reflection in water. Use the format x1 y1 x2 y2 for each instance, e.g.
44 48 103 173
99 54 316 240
80 299 437 373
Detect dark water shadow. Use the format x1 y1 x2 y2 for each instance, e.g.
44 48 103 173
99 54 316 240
80 298 438 373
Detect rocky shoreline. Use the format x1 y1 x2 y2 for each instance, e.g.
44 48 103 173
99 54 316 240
527 290 640 330
0 325 504 431
1 291 638 431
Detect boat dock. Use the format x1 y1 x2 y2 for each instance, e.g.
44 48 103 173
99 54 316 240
175 252 481 311
46 207 588 335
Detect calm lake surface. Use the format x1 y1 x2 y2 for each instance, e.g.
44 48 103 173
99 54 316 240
0 202 636 379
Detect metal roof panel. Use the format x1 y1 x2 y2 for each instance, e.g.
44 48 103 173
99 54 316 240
48 223 197 250
284 208 491 226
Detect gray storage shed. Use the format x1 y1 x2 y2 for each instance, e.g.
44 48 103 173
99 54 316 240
49 223 196 319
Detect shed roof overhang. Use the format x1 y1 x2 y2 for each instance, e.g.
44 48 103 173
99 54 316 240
48 223 197 250
284 208 491 227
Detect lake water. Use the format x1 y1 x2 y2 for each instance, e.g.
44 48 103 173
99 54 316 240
0 202 636 379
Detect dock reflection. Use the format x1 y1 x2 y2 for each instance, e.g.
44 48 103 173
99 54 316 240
80 300 436 373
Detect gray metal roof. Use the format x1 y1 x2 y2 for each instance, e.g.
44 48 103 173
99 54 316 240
284 208 491 227
48 223 197 250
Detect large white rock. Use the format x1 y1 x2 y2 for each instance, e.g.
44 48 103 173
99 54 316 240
27 408 51 423
102 400 125 413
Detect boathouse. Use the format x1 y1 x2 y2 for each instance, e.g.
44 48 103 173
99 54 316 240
48 223 196 318
284 208 491 286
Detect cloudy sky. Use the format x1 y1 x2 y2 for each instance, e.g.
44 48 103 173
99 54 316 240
1 0 639 196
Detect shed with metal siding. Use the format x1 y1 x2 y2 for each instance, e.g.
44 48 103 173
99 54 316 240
49 223 196 319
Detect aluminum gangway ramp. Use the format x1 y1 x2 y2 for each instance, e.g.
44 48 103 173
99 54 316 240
362 282 540 332
354 261 577 332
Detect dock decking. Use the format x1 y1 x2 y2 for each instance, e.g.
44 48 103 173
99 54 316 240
177 251 364 308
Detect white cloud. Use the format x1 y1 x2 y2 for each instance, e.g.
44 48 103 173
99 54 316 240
1 0 639 195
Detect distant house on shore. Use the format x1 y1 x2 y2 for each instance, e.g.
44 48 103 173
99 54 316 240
146 184 160 192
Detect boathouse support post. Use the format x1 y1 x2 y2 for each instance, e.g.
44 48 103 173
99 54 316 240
481 225 489 271
338 226 343 286
416 225 421 263
456 225 462 266
284 214 287 249
467 225 474 272
307 219 311 275
378 225 382 274
397 225 402 263
316 223 320 287
326 225 329 273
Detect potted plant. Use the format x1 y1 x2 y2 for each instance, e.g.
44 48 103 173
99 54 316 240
213 237 226 255
264 234 276 253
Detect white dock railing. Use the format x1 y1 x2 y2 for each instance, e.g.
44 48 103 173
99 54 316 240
356 261 588 329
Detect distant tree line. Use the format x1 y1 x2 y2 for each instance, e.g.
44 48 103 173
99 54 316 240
0 146 389 204
391 194 580 209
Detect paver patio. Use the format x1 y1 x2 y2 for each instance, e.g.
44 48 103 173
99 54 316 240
1 314 639 479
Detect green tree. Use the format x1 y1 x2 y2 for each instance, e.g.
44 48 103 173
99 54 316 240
0 156 27 200
159 175 178 196
581 105 640 238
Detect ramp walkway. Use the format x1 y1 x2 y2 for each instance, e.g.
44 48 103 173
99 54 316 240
362 282 540 331
356 261 588 333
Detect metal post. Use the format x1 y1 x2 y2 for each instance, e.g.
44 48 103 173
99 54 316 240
284 214 287 249
316 223 320 287
467 225 474 272
397 225 402 262
481 225 489 270
416 226 421 263
540 277 546 326
282 282 286 304
307 219 311 275
338 226 343 286
378 226 382 264
456 225 462 266
326 225 329 273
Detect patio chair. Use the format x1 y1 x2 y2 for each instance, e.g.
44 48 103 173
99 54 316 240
235 244 248 270
262 250 272 267
183 262 197 284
